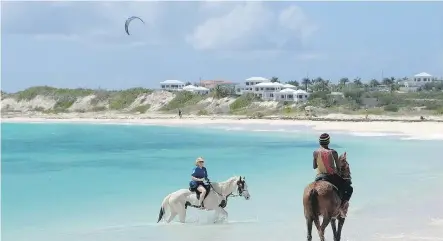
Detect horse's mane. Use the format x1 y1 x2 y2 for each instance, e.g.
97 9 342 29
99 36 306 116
338 153 351 178
210 176 239 196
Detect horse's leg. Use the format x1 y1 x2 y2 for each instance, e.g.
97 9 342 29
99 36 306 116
178 206 187 223
213 207 228 223
318 215 331 241
219 207 228 222
306 217 313 241
331 218 338 241
336 217 345 241
167 212 177 223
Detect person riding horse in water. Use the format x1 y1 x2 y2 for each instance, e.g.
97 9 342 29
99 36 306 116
313 133 353 216
190 157 210 209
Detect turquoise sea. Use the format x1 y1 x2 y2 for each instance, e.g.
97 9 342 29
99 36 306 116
2 122 443 241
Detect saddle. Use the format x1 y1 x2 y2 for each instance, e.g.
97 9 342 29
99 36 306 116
189 184 211 200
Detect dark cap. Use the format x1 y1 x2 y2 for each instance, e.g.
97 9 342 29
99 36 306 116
319 133 330 145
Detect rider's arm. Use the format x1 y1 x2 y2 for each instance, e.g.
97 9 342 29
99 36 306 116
203 167 208 178
313 151 318 169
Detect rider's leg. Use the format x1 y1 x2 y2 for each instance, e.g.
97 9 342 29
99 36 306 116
197 185 206 207
340 183 353 217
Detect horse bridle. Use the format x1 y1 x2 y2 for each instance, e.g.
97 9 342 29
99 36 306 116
209 177 247 198
236 178 246 197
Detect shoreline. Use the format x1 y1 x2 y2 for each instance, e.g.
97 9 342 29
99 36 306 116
2 114 443 140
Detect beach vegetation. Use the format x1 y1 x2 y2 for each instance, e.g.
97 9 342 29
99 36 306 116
229 93 258 112
197 109 209 115
211 85 231 99
131 104 151 113
435 107 443 115
53 98 75 111
14 86 94 101
160 91 203 111
91 106 107 112
32 107 45 112
107 88 153 110
3 81 443 117
384 104 399 112
249 111 264 119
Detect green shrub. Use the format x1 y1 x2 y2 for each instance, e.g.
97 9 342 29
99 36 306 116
53 99 75 111
358 108 384 115
384 104 399 112
90 91 111 105
15 86 94 101
108 88 153 110
197 109 209 115
229 93 257 111
161 91 203 111
91 106 106 112
434 107 443 115
33 107 45 112
249 111 264 119
343 90 364 104
283 105 293 115
131 104 151 113
424 101 443 110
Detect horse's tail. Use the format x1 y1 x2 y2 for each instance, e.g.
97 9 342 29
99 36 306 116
157 193 171 223
309 188 319 220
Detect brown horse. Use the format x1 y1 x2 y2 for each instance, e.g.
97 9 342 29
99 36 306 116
302 152 352 241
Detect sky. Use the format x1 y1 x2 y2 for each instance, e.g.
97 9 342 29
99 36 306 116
1 1 443 92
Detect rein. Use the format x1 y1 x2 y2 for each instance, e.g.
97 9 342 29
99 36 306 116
209 183 241 198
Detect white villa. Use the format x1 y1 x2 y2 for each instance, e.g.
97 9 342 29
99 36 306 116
160 80 185 91
278 88 309 102
235 76 308 102
400 72 438 92
182 85 210 95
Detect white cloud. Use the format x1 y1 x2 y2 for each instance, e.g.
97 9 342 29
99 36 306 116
278 5 318 44
186 2 273 51
186 2 318 51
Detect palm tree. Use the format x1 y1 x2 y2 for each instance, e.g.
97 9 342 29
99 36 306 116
286 80 299 87
321 79 330 92
381 77 394 86
301 78 311 91
339 77 349 86
270 76 279 83
353 77 362 87
369 79 380 87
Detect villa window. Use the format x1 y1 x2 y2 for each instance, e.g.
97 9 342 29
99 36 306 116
246 82 249 86
260 88 264 91
288 95 293 98
281 95 285 98
305 95 308 98
270 93 274 97
161 85 165 88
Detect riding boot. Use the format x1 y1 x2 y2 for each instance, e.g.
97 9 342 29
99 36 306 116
340 201 349 217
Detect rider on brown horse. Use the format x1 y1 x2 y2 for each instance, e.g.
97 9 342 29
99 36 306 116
313 133 353 216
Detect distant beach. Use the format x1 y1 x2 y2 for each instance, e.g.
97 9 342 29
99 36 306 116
3 113 443 140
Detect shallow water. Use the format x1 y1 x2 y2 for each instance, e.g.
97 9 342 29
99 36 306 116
2 122 443 241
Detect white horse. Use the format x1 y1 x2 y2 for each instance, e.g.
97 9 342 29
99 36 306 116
157 176 250 223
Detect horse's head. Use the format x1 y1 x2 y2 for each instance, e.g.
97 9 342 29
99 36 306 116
236 176 250 200
338 152 351 179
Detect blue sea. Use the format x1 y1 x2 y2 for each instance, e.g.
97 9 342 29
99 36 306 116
2 122 443 241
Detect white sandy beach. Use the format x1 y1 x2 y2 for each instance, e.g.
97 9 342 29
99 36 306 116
3 113 443 141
